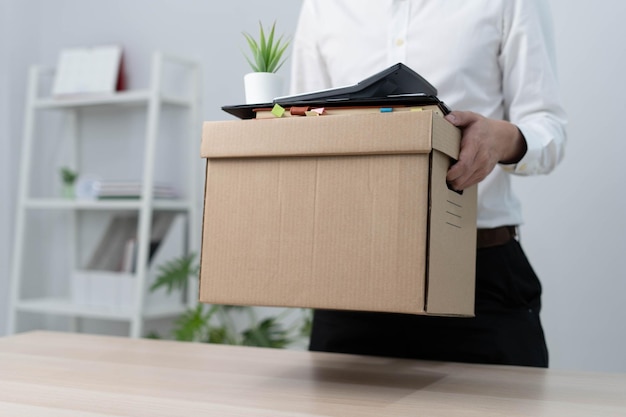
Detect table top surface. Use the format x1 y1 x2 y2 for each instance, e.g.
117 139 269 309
0 331 625 417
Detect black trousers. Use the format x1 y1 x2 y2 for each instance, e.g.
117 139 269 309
309 238 549 367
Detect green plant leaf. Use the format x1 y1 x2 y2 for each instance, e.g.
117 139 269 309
173 304 213 342
258 21 268 72
150 253 197 294
214 305 241 345
242 21 290 73
207 325 230 344
242 317 290 349
59 167 78 185
242 32 261 72
299 309 313 338
145 331 162 339
266 38 290 73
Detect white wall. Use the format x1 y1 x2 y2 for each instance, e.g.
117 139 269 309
1 0 42 336
1 0 625 373
513 0 626 373
0 3 9 338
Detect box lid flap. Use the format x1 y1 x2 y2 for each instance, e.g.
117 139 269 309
431 115 462 160
201 111 441 158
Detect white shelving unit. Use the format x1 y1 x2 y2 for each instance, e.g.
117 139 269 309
7 52 202 338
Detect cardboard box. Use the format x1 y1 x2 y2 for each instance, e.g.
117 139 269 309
199 110 477 316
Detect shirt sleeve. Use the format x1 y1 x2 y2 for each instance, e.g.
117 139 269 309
289 0 332 95
499 0 568 176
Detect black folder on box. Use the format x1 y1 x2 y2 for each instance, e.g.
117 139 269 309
222 63 450 119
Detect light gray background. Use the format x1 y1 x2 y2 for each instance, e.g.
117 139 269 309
1 0 624 373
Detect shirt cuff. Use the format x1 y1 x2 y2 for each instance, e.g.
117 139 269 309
499 124 544 175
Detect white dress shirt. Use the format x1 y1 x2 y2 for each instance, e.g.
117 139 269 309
289 0 567 228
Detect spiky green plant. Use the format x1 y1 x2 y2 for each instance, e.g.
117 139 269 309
242 21 290 73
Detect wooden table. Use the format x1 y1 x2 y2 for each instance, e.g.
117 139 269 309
0 331 625 416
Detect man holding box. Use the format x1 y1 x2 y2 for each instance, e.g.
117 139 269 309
289 0 567 367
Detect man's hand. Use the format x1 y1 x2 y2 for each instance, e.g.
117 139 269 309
444 111 527 191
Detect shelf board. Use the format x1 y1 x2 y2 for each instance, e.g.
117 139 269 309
15 297 189 321
154 199 195 211
24 198 192 211
34 90 192 109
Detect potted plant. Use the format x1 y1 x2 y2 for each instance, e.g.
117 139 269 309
242 21 290 104
59 166 78 198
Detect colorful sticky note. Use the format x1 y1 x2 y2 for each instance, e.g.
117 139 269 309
271 103 286 118
290 106 310 116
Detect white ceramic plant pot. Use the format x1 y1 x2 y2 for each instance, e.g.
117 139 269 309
244 72 284 104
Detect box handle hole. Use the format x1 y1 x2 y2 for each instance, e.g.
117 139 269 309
446 158 463 195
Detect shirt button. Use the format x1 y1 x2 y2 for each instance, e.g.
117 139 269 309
395 38 405 47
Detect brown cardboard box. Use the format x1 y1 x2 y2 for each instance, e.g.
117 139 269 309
199 110 477 316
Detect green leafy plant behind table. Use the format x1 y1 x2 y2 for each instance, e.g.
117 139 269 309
148 253 311 348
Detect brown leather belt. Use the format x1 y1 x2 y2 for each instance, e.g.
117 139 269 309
477 226 517 249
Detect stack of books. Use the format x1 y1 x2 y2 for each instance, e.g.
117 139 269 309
76 179 177 200
96 181 177 199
